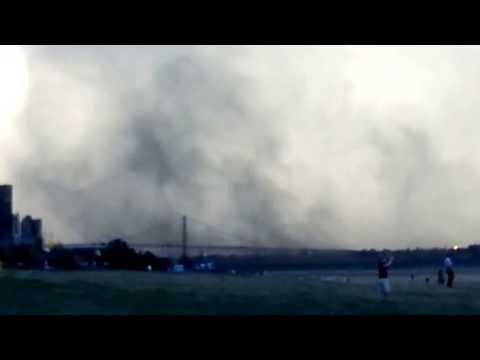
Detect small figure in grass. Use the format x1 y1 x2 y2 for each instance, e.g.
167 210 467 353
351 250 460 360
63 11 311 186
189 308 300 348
437 269 445 285
425 277 430 284
377 251 394 300
410 272 415 281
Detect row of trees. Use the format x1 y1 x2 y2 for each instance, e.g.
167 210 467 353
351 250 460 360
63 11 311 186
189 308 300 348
5 239 480 272
210 245 480 272
46 239 175 271
0 239 174 271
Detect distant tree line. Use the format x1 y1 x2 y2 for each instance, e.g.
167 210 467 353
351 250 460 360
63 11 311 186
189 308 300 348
0 239 174 271
2 239 480 272
208 246 480 272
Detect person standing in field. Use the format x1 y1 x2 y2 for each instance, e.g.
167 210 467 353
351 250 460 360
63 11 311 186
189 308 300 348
437 269 445 285
444 252 455 288
377 252 394 299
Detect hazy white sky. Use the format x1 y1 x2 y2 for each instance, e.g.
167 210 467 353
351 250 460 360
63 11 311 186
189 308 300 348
2 45 480 250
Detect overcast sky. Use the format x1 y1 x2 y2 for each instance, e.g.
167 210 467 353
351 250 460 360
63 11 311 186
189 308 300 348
2 45 480 250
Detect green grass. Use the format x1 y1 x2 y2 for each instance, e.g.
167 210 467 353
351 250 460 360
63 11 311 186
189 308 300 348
0 269 478 315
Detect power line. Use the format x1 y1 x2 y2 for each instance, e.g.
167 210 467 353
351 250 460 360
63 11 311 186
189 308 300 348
118 217 181 241
155 185 256 245
187 217 257 246
88 180 269 250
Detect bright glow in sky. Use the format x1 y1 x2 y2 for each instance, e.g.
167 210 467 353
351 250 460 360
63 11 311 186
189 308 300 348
0 45 28 129
0 45 29 180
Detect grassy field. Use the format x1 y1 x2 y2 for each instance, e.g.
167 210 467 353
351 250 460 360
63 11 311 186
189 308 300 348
0 268 479 315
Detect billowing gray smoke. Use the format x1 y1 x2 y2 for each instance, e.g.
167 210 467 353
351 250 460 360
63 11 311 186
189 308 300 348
5 45 480 250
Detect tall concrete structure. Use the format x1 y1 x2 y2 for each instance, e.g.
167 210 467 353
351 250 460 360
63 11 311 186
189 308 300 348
12 213 21 245
21 215 43 250
0 185 13 249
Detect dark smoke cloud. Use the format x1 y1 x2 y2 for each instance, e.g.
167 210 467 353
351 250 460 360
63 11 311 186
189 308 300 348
9 45 301 248
5 45 480 250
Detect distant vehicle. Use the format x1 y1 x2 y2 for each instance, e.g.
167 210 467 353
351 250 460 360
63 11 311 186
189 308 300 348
195 262 216 272
171 264 185 273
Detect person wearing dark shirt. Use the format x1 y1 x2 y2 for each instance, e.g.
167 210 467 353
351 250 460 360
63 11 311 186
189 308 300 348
377 252 393 299
438 269 445 285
